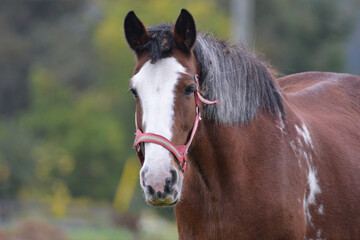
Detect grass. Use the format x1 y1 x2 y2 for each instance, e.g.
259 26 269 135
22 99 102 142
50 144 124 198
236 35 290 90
67 227 134 240
0 200 179 240
67 225 178 240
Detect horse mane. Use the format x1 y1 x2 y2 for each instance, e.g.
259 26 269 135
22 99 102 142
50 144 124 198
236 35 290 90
139 24 285 125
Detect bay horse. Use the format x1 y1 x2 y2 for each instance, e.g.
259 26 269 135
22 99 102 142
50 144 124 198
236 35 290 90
124 9 360 239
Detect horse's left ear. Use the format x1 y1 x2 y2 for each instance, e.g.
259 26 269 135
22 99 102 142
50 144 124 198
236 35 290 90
174 9 196 52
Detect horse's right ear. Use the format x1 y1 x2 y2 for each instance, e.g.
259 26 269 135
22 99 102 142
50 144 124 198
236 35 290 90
124 11 149 51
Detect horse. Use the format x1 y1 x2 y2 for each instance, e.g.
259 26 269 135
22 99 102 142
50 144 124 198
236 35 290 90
124 9 360 240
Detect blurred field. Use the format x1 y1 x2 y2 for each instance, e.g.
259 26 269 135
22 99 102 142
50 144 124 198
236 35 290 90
0 200 178 240
1 222 177 240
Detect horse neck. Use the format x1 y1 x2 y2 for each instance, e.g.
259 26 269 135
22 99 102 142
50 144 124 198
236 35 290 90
182 116 277 197
174 111 284 231
189 112 280 193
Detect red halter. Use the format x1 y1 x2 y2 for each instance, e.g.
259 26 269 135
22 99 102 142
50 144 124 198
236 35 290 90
133 75 219 172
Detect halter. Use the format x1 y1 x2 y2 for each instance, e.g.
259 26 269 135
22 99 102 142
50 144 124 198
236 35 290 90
133 75 219 172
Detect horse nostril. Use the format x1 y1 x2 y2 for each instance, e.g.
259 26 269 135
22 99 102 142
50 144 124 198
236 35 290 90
164 182 172 194
165 177 171 185
147 185 155 195
169 168 178 186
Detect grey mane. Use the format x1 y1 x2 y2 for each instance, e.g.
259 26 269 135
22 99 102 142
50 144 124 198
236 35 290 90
194 33 284 124
141 24 285 125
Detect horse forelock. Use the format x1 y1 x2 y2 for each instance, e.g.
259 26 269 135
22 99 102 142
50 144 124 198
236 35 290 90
137 23 285 125
137 24 174 63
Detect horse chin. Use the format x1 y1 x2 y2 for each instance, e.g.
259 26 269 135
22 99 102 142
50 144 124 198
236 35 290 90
144 185 182 207
146 197 179 207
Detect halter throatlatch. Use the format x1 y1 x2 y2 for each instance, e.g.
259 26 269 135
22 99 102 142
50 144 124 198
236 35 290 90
133 75 219 172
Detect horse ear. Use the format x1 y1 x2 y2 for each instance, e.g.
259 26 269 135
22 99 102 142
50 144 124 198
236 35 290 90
124 11 149 51
174 9 196 51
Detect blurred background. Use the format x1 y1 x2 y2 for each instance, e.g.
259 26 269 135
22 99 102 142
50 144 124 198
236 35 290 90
0 0 359 239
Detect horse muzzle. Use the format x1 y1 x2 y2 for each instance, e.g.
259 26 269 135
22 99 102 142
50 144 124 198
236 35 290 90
140 165 182 206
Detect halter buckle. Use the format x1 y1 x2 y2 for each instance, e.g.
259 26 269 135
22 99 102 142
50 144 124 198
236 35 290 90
196 106 201 120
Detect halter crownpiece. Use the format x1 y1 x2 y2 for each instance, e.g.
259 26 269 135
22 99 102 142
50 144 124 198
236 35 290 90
133 75 219 172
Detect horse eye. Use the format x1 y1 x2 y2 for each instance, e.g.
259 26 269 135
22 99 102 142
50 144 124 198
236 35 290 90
184 85 196 95
128 88 138 98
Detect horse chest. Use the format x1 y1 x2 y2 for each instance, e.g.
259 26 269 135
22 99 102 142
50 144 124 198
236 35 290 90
176 201 305 240
176 173 307 240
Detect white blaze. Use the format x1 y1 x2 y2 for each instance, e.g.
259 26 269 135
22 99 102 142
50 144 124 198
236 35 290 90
131 58 186 171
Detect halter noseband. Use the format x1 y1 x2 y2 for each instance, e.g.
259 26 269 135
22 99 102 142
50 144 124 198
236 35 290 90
133 75 219 172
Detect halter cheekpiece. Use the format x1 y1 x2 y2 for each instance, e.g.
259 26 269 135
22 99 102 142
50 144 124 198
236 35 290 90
133 75 219 172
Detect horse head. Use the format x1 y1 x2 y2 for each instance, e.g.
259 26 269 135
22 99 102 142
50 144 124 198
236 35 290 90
124 9 202 206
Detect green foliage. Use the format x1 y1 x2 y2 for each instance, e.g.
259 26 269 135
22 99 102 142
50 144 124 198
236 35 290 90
18 66 127 200
0 122 35 197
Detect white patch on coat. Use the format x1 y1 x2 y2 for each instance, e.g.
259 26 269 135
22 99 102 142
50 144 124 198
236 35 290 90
304 168 321 225
317 230 322 238
307 169 321 205
131 58 186 173
277 114 285 133
290 140 297 151
295 123 314 149
297 137 304 148
291 123 322 228
318 204 324 215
